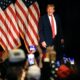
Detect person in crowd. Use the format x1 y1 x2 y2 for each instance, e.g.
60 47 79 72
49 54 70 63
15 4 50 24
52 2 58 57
23 45 41 80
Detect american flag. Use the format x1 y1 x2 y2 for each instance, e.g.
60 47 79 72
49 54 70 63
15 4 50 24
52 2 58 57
15 0 40 52
0 0 21 51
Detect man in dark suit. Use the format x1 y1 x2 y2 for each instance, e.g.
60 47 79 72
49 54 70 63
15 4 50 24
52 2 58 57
38 4 64 61
38 3 64 80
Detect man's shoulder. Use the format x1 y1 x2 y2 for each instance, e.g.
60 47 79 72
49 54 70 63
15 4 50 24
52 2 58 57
40 14 48 18
39 14 48 22
54 14 60 19
41 14 59 19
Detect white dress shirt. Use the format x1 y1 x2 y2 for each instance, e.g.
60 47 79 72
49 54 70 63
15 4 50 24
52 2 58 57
48 15 57 35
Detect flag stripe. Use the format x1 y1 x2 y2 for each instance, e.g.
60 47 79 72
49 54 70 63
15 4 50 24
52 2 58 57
28 20 38 45
0 2 21 51
14 0 40 51
8 5 19 36
28 18 38 40
5 5 20 46
0 30 11 50
0 10 15 49
28 7 38 27
15 0 28 19
0 38 7 50
0 24 13 49
15 5 33 45
15 1 36 43
15 0 35 45
33 2 40 19
3 11 19 47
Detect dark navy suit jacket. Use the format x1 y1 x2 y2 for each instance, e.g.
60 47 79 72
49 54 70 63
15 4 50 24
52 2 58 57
38 14 63 47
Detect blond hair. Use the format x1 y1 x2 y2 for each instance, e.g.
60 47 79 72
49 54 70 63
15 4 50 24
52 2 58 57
47 4 55 9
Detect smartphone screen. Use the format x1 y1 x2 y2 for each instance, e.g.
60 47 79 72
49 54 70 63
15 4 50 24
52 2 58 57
27 54 35 65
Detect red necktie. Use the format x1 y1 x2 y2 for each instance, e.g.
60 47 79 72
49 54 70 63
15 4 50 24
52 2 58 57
51 15 55 38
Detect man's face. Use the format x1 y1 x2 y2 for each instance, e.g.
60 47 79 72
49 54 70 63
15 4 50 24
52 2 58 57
47 6 55 16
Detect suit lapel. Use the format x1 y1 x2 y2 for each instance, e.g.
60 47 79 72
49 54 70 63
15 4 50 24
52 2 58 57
45 14 51 27
45 14 57 27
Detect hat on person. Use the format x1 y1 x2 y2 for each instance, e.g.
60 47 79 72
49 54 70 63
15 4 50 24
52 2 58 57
8 49 26 62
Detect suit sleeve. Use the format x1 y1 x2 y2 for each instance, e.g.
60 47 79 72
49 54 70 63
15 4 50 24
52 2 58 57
57 15 64 39
38 17 45 43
